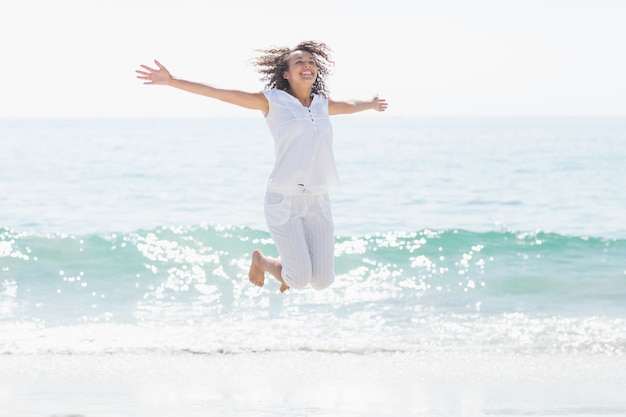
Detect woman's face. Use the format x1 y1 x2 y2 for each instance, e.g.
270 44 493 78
283 50 317 86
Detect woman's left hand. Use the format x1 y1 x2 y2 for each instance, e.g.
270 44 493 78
373 96 388 112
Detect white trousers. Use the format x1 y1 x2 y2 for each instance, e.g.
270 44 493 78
264 187 335 290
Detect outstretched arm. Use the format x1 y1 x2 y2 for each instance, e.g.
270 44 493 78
328 95 388 115
135 60 268 113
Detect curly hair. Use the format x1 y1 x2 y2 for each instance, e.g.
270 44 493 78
251 41 334 97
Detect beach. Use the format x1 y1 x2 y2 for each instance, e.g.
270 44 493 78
3 351 626 417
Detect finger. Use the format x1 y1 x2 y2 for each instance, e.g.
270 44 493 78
139 64 156 72
154 59 164 70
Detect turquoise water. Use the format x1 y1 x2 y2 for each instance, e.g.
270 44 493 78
2 225 624 356
1 117 625 416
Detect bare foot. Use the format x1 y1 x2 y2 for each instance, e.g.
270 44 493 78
248 249 290 292
248 249 265 287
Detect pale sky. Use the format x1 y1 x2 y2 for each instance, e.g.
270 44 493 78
1 0 624 118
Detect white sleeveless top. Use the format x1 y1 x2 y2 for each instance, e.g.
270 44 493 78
262 89 340 191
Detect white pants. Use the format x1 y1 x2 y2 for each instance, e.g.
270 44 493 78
264 186 335 290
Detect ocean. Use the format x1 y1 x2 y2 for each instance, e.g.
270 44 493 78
1 116 625 416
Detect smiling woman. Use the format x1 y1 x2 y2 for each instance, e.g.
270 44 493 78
135 41 388 294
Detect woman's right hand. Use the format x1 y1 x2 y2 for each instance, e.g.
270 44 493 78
135 60 172 85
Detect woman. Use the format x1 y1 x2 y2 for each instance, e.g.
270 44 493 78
136 41 388 293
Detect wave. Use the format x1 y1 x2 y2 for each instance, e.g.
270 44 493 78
2 224 625 323
2 224 626 355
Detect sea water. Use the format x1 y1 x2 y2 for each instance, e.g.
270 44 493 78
1 117 625 416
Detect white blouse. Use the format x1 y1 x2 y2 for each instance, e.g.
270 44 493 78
262 89 340 191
